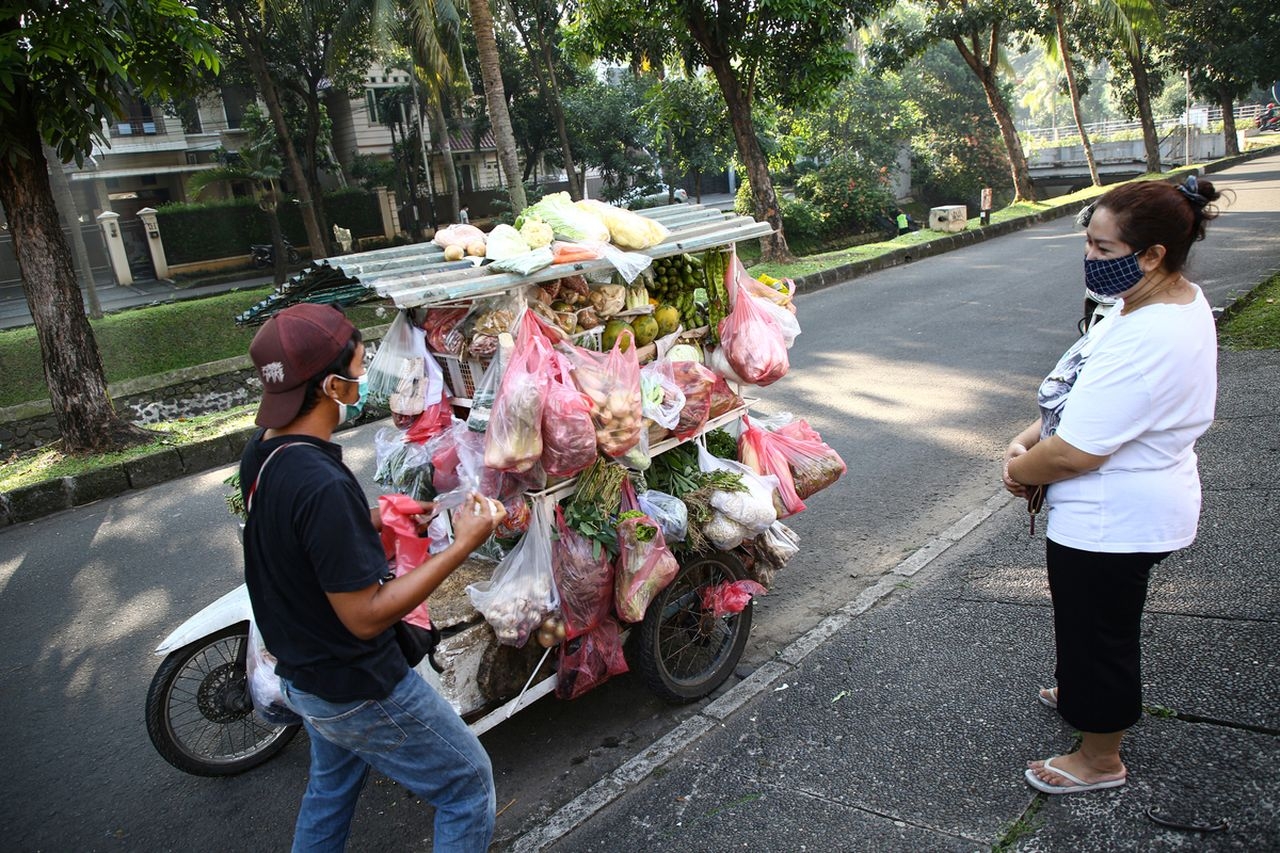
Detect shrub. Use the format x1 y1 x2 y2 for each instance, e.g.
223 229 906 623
778 196 827 247
796 153 896 234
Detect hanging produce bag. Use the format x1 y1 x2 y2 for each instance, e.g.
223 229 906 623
554 616 629 700
614 510 680 623
541 353 598 478
668 360 717 440
637 489 688 543
695 438 779 550
551 505 615 639
739 417 846 514
640 359 685 433
483 331 550 473
562 337 644 459
246 620 301 727
716 278 790 386
467 502 559 646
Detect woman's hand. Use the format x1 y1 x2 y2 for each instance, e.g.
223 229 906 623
1003 442 1030 497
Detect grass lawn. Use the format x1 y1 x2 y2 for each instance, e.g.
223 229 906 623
1220 271 1280 349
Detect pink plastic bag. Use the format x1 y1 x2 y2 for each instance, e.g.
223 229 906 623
726 250 795 313
484 329 550 472
614 511 680 623
540 353 598 478
562 337 643 458
717 277 789 386
700 580 767 617
552 505 614 639
378 494 434 628
555 616 629 700
669 360 716 440
739 417 846 515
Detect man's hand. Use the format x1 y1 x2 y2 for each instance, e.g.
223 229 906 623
451 494 505 551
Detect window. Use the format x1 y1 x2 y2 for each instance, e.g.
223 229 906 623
365 90 382 124
220 84 255 129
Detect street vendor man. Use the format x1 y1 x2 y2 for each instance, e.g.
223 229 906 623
241 303 505 852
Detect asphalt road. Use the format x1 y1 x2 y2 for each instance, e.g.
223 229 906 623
1 154 1277 851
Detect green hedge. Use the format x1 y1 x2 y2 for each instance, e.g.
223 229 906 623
156 190 384 264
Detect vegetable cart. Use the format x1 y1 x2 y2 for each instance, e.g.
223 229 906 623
250 198 833 737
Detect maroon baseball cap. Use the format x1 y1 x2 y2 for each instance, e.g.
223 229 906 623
249 304 356 428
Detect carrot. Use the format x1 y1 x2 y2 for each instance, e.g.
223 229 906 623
552 241 601 264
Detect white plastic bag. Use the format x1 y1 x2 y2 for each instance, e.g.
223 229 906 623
246 620 301 727
466 502 559 646
638 489 688 543
696 438 779 535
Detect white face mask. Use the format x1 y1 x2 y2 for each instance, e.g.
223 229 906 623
325 373 368 423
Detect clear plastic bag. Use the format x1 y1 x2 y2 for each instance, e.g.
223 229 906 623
587 241 652 284
640 360 685 431
562 338 643 459
637 489 688 543
373 426 436 501
669 360 716 440
246 620 301 727
489 247 554 275
748 521 800 588
554 616 629 700
368 311 443 411
717 277 790 386
466 502 559 646
614 511 680 623
484 332 549 473
552 505 615 639
466 347 506 433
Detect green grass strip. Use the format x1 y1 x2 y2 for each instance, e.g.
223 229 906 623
1219 271 1280 350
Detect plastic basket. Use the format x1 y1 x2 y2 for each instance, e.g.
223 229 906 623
433 352 488 399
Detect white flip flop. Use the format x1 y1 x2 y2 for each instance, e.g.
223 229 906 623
1038 687 1058 709
1025 757 1127 795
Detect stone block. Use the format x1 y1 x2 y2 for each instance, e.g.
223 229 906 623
178 437 236 475
123 448 184 489
928 204 968 233
6 478 69 523
69 466 130 506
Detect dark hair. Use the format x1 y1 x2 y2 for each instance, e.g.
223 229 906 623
1095 177 1222 274
296 328 363 420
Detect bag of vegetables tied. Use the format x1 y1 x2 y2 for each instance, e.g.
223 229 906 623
540 353 597 479
467 502 559 646
614 510 680 623
552 505 615 639
563 337 643 459
483 330 550 473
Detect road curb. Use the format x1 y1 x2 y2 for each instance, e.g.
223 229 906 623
506 488 1015 852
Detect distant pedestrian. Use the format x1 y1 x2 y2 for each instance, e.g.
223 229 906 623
458 206 470 225
895 209 909 236
1002 176 1222 795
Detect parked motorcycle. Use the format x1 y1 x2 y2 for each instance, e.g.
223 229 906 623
249 239 301 267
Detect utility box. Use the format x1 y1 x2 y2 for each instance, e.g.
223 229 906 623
929 205 968 233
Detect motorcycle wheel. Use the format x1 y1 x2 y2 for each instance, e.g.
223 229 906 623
286 247 302 264
629 550 752 704
145 623 300 776
252 254 269 268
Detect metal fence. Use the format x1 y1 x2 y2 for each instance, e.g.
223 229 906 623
1020 103 1266 146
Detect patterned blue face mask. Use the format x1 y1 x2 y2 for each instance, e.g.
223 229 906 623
1083 250 1146 297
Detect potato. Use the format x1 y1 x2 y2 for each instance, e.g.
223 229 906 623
466 241 487 257
443 244 465 261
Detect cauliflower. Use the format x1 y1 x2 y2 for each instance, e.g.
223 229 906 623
519 216 554 249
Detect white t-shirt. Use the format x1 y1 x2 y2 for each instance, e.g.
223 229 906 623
1039 285 1217 553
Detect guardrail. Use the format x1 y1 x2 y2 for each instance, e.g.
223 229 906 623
1020 104 1266 146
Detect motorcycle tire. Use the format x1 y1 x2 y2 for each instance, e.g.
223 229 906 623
628 550 753 704
252 254 269 268
145 622 300 776
286 247 302 264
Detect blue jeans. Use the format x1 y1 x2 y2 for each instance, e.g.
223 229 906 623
282 670 495 853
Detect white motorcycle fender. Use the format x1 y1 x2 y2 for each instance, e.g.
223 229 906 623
155 584 253 656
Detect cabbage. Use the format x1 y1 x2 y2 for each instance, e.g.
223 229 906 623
485 224 530 262
521 192 610 243
667 344 702 363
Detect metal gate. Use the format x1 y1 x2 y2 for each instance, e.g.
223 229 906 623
118 218 156 282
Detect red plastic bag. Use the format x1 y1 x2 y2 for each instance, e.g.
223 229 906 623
738 417 846 515
700 580 767 618
669 360 716 440
552 506 614 639
708 374 745 418
717 277 789 386
555 616 628 700
422 306 470 354
484 330 550 472
540 353 598 478
562 337 643 458
377 494 434 628
405 387 454 444
614 511 680 623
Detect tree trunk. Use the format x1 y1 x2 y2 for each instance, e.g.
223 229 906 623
0 130 145 453
229 4 327 261
688 18 790 262
431 98 462 222
467 0 527 214
44 145 101 318
1054 5 1100 186
1128 37 1161 173
302 91 331 254
534 24 581 199
953 35 1036 201
1220 90 1239 155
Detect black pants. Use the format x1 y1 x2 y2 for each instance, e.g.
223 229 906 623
1046 539 1169 734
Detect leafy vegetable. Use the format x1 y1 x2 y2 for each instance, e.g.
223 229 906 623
617 509 656 542
704 428 737 460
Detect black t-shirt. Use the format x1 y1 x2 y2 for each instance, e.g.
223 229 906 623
240 430 407 702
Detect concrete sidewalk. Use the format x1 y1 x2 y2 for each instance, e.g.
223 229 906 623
511 347 1280 851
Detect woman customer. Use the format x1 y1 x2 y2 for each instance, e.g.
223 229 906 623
1002 175 1222 794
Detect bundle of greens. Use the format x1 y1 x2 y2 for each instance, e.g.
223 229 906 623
565 458 629 558
643 443 746 553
